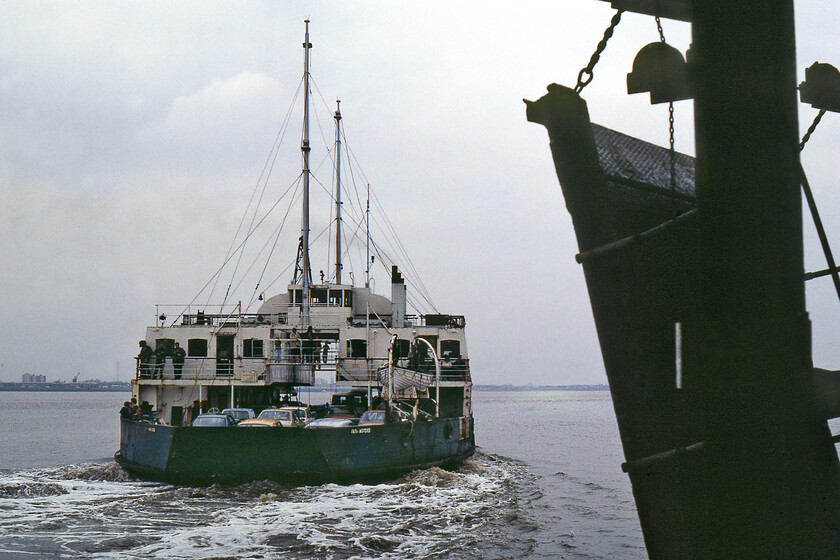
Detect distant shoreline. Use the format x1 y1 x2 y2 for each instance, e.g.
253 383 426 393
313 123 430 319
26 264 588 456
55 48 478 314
0 382 608 393
0 382 131 392
473 384 609 392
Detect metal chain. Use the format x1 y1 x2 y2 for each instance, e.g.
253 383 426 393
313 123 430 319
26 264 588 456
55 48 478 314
657 15 677 189
574 10 624 93
669 102 676 189
800 109 827 152
656 16 666 43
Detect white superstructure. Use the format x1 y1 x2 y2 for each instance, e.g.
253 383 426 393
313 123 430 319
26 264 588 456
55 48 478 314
130 20 472 427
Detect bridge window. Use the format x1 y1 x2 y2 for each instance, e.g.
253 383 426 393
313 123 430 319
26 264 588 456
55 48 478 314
329 290 343 306
243 339 264 358
188 338 208 357
311 289 327 305
347 339 367 358
441 340 461 358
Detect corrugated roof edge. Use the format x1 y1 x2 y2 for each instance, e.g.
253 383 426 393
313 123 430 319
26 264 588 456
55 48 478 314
593 124 695 197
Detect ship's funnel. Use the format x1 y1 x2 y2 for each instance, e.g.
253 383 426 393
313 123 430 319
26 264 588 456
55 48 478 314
391 266 406 328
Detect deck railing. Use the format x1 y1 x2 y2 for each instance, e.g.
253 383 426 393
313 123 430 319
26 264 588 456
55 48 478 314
134 355 335 382
135 346 470 383
153 303 288 328
335 357 471 383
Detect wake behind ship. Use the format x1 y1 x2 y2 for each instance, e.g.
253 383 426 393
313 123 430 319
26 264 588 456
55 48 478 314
116 21 474 485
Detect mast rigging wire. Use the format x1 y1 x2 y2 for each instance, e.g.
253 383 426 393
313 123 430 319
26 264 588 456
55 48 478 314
175 173 304 326
209 77 304 309
188 62 440 319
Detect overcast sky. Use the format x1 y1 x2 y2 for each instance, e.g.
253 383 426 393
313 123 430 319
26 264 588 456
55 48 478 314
1 2 839 385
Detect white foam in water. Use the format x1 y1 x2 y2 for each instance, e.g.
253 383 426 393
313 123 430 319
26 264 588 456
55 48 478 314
0 454 533 560
0 465 161 558
107 461 516 559
0 390 649 559
0 390 652 560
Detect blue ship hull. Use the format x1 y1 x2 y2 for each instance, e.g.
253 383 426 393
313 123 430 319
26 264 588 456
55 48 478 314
117 418 475 485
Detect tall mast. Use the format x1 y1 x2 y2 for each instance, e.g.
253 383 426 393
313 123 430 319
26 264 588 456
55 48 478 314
300 20 312 326
365 182 370 288
334 100 343 284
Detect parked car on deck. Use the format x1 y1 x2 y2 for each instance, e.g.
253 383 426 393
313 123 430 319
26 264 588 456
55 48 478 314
237 418 282 428
305 418 355 429
192 414 237 427
221 408 256 424
358 410 386 426
328 389 368 417
279 406 311 426
258 408 308 427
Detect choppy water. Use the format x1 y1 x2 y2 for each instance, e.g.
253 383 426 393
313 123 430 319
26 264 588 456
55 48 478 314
0 390 646 559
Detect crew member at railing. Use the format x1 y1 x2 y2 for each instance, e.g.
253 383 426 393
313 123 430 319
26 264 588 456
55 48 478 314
138 340 153 378
172 342 186 379
153 341 168 379
320 341 329 366
303 327 316 363
408 339 420 370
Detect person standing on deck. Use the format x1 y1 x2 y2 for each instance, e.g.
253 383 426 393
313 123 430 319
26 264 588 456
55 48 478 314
153 341 167 379
172 342 186 379
408 339 420 370
137 340 153 378
303 326 315 363
190 400 201 423
321 342 330 366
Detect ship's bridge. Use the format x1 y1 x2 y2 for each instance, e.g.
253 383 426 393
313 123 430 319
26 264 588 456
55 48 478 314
257 283 393 327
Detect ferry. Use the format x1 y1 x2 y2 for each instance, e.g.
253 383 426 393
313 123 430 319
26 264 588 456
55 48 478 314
115 21 475 485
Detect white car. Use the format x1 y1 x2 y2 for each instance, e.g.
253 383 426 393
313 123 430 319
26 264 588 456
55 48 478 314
221 408 255 424
279 406 311 426
305 418 354 429
192 414 237 427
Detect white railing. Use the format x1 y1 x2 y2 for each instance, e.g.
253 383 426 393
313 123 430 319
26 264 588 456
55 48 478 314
135 347 470 383
153 303 288 328
134 355 336 383
335 357 471 383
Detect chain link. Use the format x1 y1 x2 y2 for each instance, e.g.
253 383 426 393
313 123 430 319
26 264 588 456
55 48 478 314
574 10 624 94
669 102 676 189
800 109 827 152
656 15 677 189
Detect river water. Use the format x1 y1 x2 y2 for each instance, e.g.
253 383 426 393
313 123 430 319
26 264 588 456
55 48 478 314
0 389 646 559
